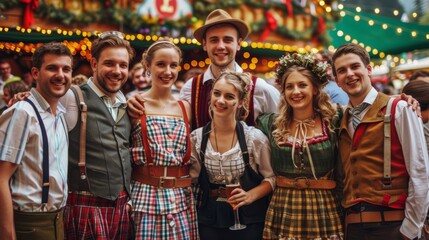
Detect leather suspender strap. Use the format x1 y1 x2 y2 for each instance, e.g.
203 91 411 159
177 100 191 164
24 98 50 204
382 97 399 189
71 85 88 180
236 121 250 165
139 102 154 165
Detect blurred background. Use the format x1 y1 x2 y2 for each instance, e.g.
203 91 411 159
0 0 428 94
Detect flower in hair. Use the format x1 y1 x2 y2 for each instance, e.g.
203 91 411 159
275 53 329 86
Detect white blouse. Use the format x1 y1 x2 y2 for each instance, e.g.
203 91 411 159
190 122 275 189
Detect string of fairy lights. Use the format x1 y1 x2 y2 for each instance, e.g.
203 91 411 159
0 1 428 79
329 3 429 70
0 26 321 79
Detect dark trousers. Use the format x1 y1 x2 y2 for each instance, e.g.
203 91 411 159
347 221 402 240
199 222 264 240
14 208 64 240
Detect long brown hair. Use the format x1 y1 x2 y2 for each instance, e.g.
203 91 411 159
273 65 336 145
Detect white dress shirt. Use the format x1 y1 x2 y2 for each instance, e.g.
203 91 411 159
60 78 127 130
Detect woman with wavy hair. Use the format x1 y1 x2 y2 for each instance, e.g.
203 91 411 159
258 53 344 239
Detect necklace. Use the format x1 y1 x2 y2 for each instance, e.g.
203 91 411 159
213 124 236 153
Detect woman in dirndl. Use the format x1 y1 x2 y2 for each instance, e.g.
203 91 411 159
129 40 198 239
257 53 344 240
190 71 275 240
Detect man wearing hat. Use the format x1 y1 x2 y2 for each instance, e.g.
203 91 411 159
179 8 280 130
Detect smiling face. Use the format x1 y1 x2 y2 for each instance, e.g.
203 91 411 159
148 48 180 89
33 54 72 104
283 71 317 113
211 77 242 119
91 47 129 98
203 24 242 71
132 68 151 90
333 53 372 106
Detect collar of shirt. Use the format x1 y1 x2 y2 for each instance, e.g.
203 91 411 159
346 87 378 113
87 77 127 108
30 88 66 115
202 62 243 84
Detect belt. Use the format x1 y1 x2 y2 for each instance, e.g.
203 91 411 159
345 210 405 224
132 165 190 177
209 188 227 198
276 176 336 189
132 174 192 189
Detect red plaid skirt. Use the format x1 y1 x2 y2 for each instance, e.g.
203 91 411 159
64 191 134 240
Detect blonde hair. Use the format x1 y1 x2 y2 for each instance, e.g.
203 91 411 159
273 65 336 145
210 71 253 121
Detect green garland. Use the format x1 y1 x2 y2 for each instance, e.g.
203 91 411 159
6 0 339 45
0 0 19 11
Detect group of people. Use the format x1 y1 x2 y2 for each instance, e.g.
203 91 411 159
0 7 428 240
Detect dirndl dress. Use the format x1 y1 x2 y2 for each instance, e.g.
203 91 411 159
257 113 344 240
130 113 199 240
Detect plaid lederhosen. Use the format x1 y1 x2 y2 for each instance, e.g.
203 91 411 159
64 191 133 240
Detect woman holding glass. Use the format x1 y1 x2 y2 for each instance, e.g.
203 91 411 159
190 72 275 240
258 53 344 239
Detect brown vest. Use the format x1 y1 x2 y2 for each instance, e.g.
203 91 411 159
339 93 408 209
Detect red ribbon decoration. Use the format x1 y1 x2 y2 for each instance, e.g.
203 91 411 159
259 11 277 42
283 0 293 17
20 0 39 28
312 16 325 44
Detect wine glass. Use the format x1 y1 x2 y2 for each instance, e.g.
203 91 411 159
225 175 246 230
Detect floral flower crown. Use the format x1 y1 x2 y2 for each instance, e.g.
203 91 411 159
275 53 329 86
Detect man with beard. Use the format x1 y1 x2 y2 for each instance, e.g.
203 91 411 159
0 42 72 240
127 9 280 130
60 32 135 239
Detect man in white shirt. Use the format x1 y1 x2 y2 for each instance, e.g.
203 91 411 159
333 43 429 240
0 42 72 240
179 9 280 130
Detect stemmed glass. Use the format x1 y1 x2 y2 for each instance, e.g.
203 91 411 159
225 175 246 230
